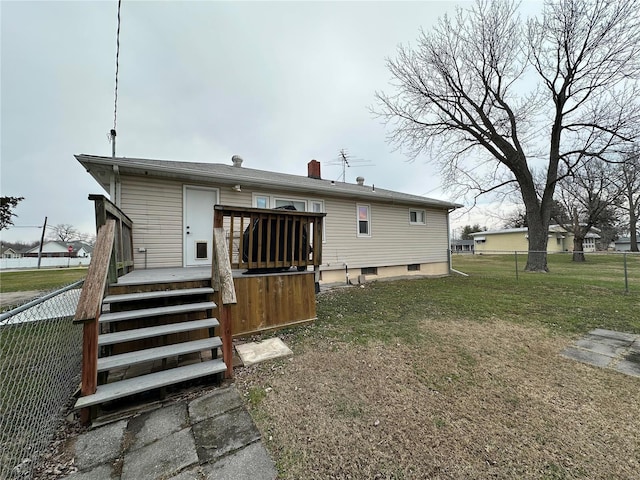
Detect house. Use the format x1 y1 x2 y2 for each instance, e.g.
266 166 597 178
470 225 600 254
76 154 462 284
24 240 93 258
451 239 474 254
0 246 20 258
614 237 640 252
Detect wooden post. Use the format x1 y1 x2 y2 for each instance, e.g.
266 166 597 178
73 220 116 424
212 227 237 379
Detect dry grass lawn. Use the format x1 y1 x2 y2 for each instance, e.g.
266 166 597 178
238 320 639 479
237 255 640 479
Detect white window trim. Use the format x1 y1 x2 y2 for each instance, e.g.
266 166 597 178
252 194 326 243
252 193 270 209
356 204 371 238
409 208 426 225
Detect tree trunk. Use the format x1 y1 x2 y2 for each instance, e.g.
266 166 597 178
572 236 586 262
523 189 549 272
630 210 639 252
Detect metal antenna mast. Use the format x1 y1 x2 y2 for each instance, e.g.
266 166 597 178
325 149 374 182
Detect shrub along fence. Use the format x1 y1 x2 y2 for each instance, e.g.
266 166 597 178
0 280 84 479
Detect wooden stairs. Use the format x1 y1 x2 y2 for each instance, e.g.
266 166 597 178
75 278 226 410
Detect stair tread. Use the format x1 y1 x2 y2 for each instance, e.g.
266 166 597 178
97 337 222 372
103 287 215 304
99 301 216 323
75 359 226 409
99 318 219 346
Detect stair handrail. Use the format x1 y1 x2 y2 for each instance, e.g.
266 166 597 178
89 194 134 282
73 219 116 422
211 225 237 379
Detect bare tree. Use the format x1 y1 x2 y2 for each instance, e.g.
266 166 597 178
375 0 640 271
611 148 640 252
48 224 79 243
553 160 620 261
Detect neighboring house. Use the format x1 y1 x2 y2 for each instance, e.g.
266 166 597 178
614 237 640 252
0 246 20 259
451 239 474 254
24 240 93 258
470 225 600 254
76 154 462 283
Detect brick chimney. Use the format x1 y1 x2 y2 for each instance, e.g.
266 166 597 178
307 159 321 179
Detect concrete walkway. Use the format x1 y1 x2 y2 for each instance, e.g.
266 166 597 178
561 328 640 377
63 385 276 480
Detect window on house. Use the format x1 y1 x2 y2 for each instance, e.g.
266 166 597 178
275 198 306 211
311 200 326 243
409 209 426 225
407 264 420 271
361 266 377 275
255 195 269 209
357 205 370 237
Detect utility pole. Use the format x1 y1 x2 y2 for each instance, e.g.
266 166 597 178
37 216 47 269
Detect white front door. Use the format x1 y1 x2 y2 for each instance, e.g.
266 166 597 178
183 186 218 267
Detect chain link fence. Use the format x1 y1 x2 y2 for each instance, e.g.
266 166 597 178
453 250 640 292
0 280 84 479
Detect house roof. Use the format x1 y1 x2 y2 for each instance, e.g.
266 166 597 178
25 240 94 254
470 225 601 238
75 154 463 210
451 239 474 246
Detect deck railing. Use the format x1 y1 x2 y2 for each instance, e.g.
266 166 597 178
213 205 325 271
73 219 116 424
90 194 134 283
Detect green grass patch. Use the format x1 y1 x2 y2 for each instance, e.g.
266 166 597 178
247 386 267 407
0 268 87 293
311 254 640 346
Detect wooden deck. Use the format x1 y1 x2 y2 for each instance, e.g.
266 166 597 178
114 267 317 338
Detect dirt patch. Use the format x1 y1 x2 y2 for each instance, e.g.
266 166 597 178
0 290 44 309
237 319 640 479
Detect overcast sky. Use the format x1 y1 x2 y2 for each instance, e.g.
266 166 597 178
1 0 522 244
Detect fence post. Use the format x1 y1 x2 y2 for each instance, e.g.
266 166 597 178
624 253 629 294
514 251 519 282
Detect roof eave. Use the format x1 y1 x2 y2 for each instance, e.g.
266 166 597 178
76 154 462 210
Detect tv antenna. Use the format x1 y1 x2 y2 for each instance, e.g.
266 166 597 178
325 149 374 182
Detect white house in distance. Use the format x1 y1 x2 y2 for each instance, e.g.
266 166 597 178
24 241 93 259
614 237 640 252
76 154 462 284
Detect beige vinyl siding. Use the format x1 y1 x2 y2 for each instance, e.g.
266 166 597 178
121 175 255 268
321 198 449 270
474 231 529 253
120 175 183 268
474 231 574 253
119 174 451 272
